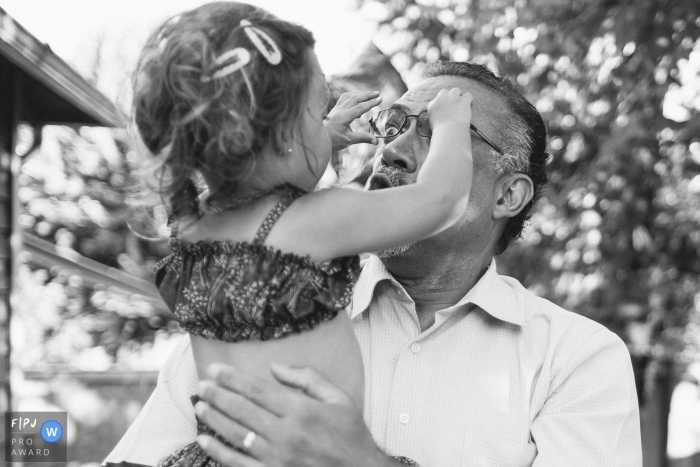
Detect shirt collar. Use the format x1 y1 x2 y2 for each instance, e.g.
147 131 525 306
350 255 395 319
350 255 525 326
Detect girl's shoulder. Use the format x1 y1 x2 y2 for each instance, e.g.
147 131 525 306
165 187 357 273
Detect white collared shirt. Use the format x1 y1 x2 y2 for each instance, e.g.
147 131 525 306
351 256 641 466
105 257 642 467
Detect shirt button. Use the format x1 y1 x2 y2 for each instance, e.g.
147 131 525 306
411 343 421 353
399 413 410 424
397 290 403 296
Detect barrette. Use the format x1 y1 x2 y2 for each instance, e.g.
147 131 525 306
201 47 252 82
240 19 282 65
158 37 168 53
155 14 181 49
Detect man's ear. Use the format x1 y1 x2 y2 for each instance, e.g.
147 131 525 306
493 173 534 220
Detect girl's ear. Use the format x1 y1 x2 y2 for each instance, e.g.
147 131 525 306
493 173 534 220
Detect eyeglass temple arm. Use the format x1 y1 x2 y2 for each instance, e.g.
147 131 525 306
469 124 503 155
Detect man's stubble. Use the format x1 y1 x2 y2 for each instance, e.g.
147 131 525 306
366 164 416 259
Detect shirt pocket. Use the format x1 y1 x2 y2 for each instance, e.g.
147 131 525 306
461 429 537 467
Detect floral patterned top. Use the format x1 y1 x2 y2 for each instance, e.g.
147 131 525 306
154 190 360 342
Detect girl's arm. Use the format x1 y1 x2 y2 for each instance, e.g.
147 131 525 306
271 88 475 263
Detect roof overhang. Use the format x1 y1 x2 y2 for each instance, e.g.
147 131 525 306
0 7 122 127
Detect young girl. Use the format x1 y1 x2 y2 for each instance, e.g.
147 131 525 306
133 2 474 466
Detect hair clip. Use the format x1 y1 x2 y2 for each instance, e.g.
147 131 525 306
154 14 183 54
158 37 168 53
155 14 181 41
201 47 252 82
240 19 282 65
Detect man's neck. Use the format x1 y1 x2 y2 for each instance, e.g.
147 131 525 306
382 249 493 332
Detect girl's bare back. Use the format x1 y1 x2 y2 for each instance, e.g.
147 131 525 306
191 312 364 408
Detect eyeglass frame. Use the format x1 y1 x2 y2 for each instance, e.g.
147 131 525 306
368 108 504 156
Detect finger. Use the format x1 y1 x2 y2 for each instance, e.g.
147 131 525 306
349 96 382 116
197 434 263 467
344 131 378 146
196 380 278 436
427 89 448 109
334 92 351 105
195 401 269 460
337 91 380 107
208 364 298 417
328 96 382 126
270 364 352 405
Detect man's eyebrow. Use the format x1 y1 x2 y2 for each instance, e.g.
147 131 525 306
389 103 410 113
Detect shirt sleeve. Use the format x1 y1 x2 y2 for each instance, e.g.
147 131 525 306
102 334 199 467
530 328 643 467
666 379 700 459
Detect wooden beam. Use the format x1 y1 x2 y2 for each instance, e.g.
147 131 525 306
21 234 169 315
0 61 16 414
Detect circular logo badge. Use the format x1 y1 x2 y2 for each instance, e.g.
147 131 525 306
40 420 63 443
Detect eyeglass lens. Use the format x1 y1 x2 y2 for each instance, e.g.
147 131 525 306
373 109 431 138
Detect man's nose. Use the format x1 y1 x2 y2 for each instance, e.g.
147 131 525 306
380 135 418 172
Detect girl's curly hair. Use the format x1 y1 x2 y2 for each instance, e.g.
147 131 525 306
133 2 315 220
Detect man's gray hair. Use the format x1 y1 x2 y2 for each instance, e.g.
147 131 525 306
492 116 532 176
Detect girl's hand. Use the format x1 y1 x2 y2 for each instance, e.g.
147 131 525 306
325 91 382 151
426 88 473 132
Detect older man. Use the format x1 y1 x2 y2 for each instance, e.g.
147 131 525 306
105 62 642 467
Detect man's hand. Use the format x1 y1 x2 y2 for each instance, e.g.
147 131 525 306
194 363 398 467
325 91 382 152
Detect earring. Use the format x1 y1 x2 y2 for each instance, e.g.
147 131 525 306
287 148 293 153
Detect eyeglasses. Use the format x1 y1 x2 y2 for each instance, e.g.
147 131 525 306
368 108 504 155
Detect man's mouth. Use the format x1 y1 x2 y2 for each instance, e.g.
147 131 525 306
367 166 407 191
368 173 393 190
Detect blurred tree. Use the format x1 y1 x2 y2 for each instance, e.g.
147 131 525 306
15 126 178 370
355 0 700 364
19 126 169 275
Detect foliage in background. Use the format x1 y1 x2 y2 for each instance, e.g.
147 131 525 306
14 126 179 371
356 0 700 363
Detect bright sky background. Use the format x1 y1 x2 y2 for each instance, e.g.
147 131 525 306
1 0 377 102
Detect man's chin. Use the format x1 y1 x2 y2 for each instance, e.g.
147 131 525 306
375 243 414 259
